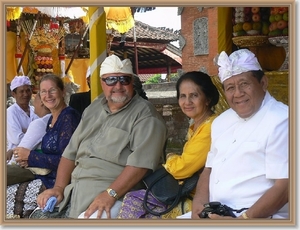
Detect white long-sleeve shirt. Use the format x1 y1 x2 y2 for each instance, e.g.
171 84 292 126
7 103 39 150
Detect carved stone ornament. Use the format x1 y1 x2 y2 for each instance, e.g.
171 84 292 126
193 17 209 55
178 7 184 15
197 6 214 12
178 34 186 51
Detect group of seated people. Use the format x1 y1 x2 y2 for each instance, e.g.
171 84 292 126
6 49 289 220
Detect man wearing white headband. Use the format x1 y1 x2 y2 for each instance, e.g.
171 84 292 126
7 76 39 150
31 54 167 219
190 49 288 219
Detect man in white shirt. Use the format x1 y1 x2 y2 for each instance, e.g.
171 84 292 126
7 76 39 150
7 92 51 164
180 49 288 220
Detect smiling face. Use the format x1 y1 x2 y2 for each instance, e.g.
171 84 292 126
12 85 32 109
178 79 210 120
223 72 268 118
101 73 134 112
39 79 65 111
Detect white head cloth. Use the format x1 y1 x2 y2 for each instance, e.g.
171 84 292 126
10 75 31 91
217 49 262 83
86 66 91 78
99 54 133 78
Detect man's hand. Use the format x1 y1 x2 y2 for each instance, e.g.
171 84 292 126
37 186 64 210
6 149 13 161
83 191 116 219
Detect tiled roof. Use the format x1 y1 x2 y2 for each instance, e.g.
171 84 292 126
138 74 154 83
110 20 181 75
112 20 180 43
131 7 156 14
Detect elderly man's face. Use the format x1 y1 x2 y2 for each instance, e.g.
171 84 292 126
12 85 32 107
223 72 268 119
101 73 134 109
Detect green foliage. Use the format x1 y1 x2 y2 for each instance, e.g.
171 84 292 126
145 73 179 84
145 74 161 84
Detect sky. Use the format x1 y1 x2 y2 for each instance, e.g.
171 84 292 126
134 7 181 31
134 7 181 48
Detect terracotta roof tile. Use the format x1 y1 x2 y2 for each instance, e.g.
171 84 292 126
112 20 180 43
137 74 154 83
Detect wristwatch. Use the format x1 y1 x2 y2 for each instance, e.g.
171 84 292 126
106 188 119 199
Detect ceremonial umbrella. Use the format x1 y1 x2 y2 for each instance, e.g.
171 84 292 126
103 7 156 74
104 7 134 33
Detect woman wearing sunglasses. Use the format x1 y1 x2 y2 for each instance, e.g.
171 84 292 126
31 54 168 219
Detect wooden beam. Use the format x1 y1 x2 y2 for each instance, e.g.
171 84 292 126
111 41 167 50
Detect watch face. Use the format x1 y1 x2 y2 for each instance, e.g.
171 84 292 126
109 190 116 197
107 188 118 199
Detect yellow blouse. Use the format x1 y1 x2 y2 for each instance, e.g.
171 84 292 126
163 114 217 180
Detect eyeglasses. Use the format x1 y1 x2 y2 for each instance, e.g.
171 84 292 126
101 76 132 86
40 88 58 96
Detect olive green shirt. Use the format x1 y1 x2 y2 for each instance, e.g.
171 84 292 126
60 93 168 218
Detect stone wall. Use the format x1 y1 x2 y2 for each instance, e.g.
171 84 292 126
144 82 189 153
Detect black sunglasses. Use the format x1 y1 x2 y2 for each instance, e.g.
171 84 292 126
101 76 132 86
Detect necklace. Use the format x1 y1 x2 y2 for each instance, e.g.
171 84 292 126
49 123 53 128
193 110 212 131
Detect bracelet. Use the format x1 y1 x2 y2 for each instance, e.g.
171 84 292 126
242 212 249 219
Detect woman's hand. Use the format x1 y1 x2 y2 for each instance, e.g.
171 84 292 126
19 160 29 168
14 147 30 164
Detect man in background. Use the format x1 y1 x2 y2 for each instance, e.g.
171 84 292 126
69 67 91 116
7 75 39 150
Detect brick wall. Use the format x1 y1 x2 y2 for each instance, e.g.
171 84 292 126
181 7 219 76
144 83 189 153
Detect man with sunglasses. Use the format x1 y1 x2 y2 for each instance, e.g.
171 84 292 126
32 54 168 219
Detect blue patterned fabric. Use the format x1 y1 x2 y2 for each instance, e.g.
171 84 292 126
27 106 81 188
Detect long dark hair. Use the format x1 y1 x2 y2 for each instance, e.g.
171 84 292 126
176 71 219 109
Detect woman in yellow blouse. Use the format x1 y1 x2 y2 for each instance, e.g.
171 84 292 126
117 71 220 219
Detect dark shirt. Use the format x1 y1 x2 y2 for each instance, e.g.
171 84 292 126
69 91 91 116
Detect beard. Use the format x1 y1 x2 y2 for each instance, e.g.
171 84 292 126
110 95 128 103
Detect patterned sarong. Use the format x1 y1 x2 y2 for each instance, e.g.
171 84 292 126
117 189 167 219
6 179 46 218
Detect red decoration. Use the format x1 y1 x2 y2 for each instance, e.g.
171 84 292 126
50 22 59 29
15 53 22 58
